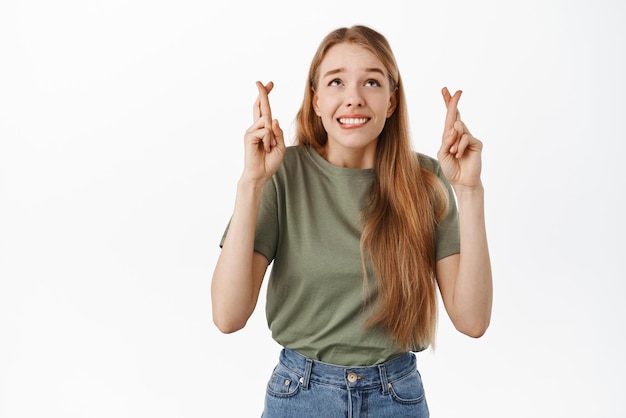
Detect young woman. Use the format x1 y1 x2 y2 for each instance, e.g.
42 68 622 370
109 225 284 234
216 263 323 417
212 25 492 417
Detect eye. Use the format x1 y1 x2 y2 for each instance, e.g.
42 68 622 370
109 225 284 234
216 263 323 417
364 79 381 87
328 79 343 87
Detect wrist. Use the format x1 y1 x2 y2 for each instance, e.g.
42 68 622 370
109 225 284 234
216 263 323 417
452 182 484 196
237 176 268 194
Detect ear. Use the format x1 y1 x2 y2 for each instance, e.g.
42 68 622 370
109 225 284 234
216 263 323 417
386 89 397 118
312 91 321 116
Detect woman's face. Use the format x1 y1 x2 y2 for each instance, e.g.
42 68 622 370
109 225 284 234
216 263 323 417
312 42 396 167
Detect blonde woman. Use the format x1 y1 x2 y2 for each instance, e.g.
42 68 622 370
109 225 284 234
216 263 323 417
212 25 492 417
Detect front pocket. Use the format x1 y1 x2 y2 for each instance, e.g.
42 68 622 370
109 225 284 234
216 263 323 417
266 364 301 398
387 370 426 405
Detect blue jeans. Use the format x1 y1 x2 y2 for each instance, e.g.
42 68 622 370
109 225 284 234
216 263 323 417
262 349 429 417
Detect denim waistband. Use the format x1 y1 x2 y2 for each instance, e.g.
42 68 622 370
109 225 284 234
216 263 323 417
278 349 416 394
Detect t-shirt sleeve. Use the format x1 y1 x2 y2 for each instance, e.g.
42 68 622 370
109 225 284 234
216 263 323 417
434 162 461 260
219 178 279 264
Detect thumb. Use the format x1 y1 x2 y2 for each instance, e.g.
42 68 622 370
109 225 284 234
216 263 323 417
272 119 285 148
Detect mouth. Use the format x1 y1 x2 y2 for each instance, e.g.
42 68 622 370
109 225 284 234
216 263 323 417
337 117 370 127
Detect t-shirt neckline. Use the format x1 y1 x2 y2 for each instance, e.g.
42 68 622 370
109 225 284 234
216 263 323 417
303 145 375 178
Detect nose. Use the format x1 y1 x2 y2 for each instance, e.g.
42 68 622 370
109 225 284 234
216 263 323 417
345 85 364 107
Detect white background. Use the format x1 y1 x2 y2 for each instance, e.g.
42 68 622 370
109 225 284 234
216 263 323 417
1 0 625 417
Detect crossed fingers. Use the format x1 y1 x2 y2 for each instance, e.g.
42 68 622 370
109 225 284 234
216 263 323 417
442 87 473 158
253 81 274 122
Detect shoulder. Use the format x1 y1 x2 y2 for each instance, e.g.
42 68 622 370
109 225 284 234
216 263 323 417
415 152 441 175
281 145 308 162
415 152 452 187
278 145 317 172
271 145 313 181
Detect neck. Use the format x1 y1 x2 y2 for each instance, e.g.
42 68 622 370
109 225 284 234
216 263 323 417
320 142 377 169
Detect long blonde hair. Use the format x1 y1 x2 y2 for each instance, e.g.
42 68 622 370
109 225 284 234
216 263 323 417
295 25 449 350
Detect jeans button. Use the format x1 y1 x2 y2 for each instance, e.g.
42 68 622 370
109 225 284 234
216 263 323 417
347 372 357 383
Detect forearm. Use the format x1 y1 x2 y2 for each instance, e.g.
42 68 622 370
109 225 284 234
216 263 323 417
211 178 267 333
451 185 493 335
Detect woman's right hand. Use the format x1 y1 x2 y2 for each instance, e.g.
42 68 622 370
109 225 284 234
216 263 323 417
212 81 283 333
242 81 285 183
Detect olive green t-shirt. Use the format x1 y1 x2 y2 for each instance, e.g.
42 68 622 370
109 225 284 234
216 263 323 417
221 145 460 366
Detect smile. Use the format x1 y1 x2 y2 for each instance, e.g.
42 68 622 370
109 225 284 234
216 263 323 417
338 117 369 126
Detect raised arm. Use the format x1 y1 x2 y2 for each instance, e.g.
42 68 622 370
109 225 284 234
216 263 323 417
211 81 286 333
435 87 493 338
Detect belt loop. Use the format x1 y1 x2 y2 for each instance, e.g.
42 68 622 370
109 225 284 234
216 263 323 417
378 364 389 395
301 358 313 390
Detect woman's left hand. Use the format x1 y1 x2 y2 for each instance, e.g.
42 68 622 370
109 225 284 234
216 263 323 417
437 87 483 191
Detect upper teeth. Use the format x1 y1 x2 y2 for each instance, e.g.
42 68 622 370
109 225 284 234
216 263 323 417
339 118 368 125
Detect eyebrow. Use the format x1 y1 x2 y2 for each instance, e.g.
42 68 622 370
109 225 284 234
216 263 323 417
322 67 386 78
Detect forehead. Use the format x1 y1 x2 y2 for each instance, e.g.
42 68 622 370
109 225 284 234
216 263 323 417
319 43 385 75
